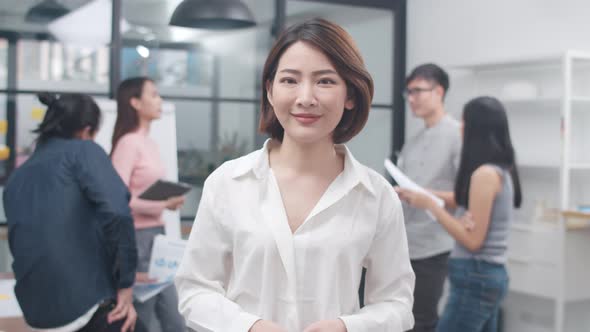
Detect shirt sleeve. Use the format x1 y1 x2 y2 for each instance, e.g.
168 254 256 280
174 176 260 332
396 146 406 170
75 141 137 289
339 186 415 332
111 135 167 216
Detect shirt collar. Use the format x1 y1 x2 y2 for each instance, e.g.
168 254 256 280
231 139 376 196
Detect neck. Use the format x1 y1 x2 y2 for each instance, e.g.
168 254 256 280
137 118 151 134
424 106 446 128
270 135 342 175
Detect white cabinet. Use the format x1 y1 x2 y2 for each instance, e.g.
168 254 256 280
451 50 590 332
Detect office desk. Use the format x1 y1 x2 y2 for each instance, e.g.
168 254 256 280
0 273 30 332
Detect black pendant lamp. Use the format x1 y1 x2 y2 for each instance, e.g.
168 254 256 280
25 0 70 24
169 0 256 30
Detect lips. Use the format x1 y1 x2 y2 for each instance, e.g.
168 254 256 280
292 113 321 125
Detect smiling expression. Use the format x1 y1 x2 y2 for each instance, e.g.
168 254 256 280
266 41 355 145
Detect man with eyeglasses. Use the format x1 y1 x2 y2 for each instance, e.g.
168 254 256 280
394 63 461 332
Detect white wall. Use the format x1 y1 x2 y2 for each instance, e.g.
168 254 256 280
406 0 590 136
407 0 590 68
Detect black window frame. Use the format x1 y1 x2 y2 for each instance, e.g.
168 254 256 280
0 0 407 184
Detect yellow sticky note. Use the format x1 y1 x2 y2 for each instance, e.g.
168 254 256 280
0 145 10 161
31 107 45 121
0 120 6 134
0 294 9 300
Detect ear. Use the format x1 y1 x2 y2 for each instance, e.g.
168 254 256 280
434 85 445 100
130 96 142 111
344 97 355 111
266 80 275 108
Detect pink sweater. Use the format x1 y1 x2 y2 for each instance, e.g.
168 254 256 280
111 129 167 229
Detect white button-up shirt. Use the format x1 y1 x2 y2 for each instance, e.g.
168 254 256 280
175 140 415 332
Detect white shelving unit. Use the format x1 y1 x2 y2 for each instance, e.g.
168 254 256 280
451 50 590 332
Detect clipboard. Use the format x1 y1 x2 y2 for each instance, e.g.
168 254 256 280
138 179 192 201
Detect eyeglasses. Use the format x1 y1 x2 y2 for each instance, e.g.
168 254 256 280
402 86 435 99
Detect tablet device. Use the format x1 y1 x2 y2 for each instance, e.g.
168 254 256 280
139 179 192 201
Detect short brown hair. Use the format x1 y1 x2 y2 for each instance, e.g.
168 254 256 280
259 18 374 144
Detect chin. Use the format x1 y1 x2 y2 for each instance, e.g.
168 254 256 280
284 129 334 145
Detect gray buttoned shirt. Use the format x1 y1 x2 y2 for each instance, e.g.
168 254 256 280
398 114 461 259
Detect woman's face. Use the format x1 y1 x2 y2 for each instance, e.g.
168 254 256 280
133 80 162 121
267 41 354 145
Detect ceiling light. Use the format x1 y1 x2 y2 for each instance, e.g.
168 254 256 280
136 45 150 58
25 0 70 24
169 0 256 30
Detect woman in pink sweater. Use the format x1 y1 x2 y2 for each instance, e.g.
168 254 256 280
111 77 186 331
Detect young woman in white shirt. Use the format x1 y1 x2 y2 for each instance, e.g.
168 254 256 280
175 18 415 332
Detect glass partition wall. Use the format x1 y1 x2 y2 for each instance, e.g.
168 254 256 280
0 0 406 224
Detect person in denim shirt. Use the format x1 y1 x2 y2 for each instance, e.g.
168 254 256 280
3 93 141 332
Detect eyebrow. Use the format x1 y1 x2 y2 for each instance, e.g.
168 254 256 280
278 69 338 76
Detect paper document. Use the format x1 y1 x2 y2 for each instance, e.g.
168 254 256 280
133 235 187 302
133 280 173 303
384 159 445 218
148 235 187 280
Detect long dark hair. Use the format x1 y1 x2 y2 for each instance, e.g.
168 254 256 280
454 96 522 208
33 92 101 145
111 77 152 154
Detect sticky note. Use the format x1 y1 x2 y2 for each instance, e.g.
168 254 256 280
0 120 6 134
0 145 9 161
31 107 46 121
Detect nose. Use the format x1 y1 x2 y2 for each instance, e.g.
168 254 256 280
296 82 317 108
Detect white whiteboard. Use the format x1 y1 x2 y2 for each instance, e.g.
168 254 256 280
93 99 181 239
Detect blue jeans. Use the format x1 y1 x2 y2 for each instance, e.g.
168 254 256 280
436 259 508 332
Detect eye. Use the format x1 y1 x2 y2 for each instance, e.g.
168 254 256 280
279 77 297 84
318 77 336 85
